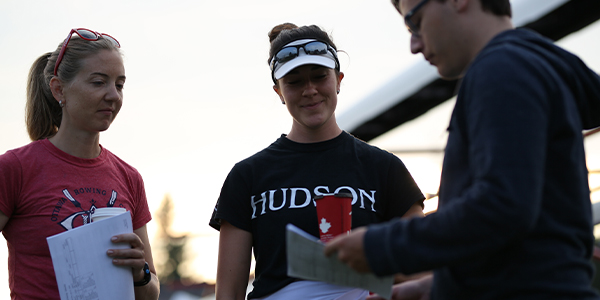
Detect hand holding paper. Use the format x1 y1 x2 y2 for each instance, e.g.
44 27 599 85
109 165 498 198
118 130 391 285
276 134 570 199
107 231 148 282
323 226 371 273
47 212 135 300
286 224 393 299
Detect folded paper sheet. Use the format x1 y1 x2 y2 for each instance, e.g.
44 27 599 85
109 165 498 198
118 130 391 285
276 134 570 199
47 212 134 300
286 224 393 299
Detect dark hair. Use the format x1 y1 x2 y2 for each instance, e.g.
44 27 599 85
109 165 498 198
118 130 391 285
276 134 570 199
391 0 511 17
478 0 511 17
26 35 119 141
267 23 338 65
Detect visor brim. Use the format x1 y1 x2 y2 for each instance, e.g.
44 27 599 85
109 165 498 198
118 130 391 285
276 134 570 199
273 54 337 80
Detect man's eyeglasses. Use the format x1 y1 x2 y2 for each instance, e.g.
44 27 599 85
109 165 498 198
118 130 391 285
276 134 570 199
53 28 120 76
270 41 339 71
404 0 430 35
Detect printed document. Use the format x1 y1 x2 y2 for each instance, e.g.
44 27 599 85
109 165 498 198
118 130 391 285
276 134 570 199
47 212 134 300
286 224 393 299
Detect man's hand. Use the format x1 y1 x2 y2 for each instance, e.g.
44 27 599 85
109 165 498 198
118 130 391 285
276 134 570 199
323 226 371 273
367 274 432 300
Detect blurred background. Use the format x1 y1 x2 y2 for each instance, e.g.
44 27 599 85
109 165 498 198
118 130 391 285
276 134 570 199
1 0 599 299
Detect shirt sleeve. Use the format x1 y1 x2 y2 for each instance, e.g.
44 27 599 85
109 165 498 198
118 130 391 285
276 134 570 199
130 169 152 230
382 155 425 220
209 163 254 232
0 151 22 218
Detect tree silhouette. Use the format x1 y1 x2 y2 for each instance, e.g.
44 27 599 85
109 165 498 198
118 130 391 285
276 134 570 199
154 194 190 284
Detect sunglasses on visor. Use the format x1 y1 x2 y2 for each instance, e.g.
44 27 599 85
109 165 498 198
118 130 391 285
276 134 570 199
53 28 121 76
269 41 339 71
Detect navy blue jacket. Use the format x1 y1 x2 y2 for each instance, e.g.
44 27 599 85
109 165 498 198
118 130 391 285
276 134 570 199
365 29 600 299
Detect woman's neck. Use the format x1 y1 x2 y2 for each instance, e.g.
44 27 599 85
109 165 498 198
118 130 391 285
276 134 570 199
48 128 101 159
286 120 343 143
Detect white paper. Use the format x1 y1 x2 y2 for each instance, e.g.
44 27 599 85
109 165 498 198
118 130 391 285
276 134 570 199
286 224 393 299
47 212 135 300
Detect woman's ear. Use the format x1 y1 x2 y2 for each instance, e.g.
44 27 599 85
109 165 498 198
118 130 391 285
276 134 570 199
273 85 285 105
337 72 345 91
49 77 65 106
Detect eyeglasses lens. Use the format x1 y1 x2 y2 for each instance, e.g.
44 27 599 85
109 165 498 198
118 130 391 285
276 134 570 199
76 29 98 40
404 0 429 35
275 48 299 64
406 21 417 35
102 35 120 47
303 42 328 55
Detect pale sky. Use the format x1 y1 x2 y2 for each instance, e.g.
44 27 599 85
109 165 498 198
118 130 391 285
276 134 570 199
1 0 600 296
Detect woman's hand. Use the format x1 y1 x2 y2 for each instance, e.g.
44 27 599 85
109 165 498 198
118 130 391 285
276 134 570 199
107 232 147 281
107 225 159 300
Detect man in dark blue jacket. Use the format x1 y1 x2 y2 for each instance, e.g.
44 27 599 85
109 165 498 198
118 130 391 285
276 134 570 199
325 0 600 299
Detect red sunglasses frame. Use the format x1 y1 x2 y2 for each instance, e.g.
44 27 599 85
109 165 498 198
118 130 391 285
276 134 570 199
53 28 120 76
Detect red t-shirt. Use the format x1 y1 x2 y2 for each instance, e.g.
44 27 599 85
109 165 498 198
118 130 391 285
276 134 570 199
0 139 152 299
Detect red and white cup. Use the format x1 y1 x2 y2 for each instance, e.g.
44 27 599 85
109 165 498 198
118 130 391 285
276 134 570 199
314 193 352 242
91 207 127 222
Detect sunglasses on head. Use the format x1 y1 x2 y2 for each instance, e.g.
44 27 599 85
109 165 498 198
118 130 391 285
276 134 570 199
53 28 120 76
270 41 339 71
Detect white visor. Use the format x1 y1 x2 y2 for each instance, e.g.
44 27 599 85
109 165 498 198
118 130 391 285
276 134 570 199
272 39 338 80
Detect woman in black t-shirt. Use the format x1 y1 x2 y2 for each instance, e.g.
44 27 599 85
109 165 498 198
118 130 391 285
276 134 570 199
209 23 425 300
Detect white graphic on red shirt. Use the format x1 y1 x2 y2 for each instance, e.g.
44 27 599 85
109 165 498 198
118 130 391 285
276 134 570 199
58 189 118 231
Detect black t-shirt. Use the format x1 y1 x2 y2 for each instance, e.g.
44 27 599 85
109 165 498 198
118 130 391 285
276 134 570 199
210 131 424 299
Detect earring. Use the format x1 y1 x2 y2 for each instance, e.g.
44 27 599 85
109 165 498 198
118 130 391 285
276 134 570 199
59 100 64 107
337 90 340 94
281 101 285 105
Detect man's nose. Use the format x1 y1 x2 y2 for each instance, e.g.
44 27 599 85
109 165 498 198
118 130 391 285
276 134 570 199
410 33 424 54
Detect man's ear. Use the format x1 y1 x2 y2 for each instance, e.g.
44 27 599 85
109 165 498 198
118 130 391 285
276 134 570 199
451 0 469 13
49 77 65 105
273 85 285 105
